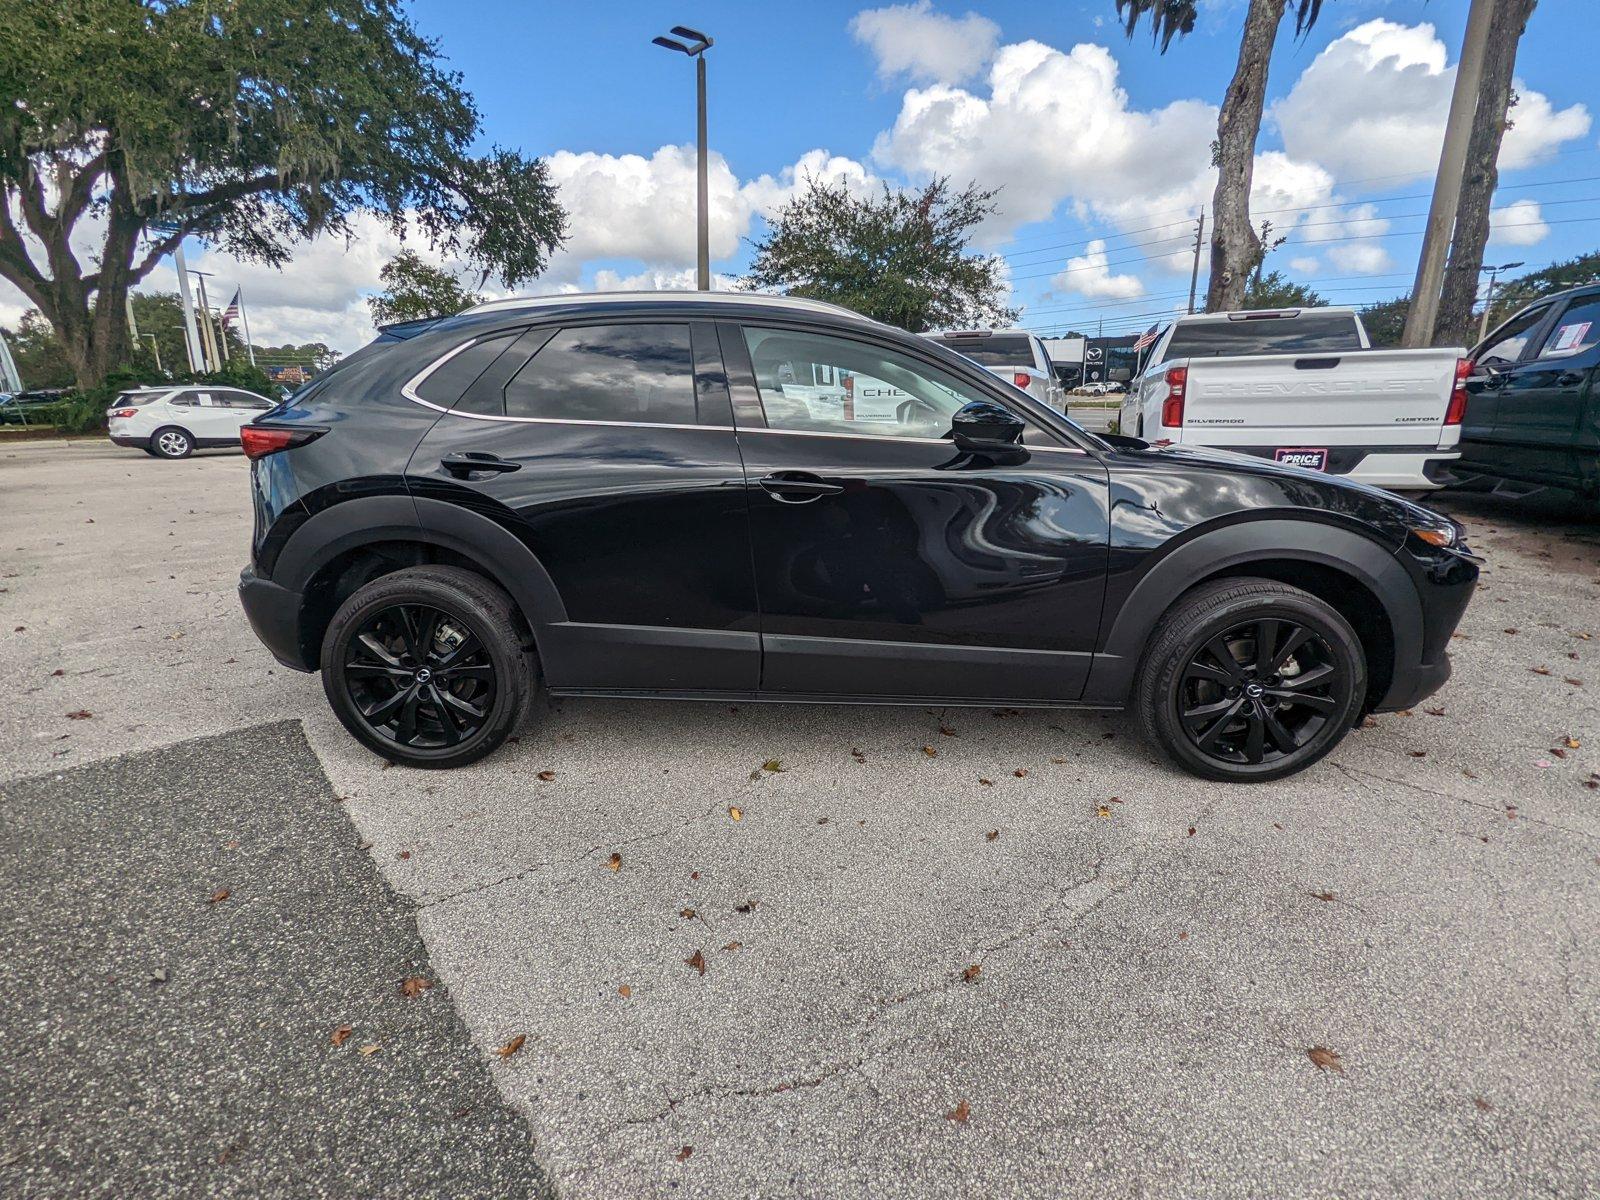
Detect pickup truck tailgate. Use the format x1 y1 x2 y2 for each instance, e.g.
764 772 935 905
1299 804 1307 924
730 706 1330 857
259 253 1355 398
1180 349 1461 448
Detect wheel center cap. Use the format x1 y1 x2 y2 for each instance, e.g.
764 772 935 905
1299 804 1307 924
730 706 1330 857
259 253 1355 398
414 667 432 684
1245 682 1264 699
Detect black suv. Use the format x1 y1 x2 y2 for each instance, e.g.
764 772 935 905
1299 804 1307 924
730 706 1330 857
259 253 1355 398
238 294 1479 781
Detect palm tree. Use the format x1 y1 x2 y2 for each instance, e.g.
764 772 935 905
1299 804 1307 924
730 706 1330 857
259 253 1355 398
1117 1 1325 311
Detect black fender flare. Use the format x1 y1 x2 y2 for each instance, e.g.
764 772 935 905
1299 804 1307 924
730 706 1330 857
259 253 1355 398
272 493 568 631
1083 518 1420 704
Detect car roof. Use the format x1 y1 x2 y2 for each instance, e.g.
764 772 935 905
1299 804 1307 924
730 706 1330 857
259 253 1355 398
1171 307 1359 323
924 328 1039 339
460 290 874 322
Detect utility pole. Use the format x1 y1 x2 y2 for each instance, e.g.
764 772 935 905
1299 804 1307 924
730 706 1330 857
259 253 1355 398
1403 0 1498 347
1477 260 1524 341
653 26 714 291
1187 208 1206 314
142 333 163 374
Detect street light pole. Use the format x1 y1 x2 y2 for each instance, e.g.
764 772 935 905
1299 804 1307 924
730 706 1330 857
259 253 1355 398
653 25 714 291
1478 260 1524 342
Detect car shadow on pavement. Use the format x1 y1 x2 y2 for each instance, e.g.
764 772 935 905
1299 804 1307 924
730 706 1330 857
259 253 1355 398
0 721 553 1200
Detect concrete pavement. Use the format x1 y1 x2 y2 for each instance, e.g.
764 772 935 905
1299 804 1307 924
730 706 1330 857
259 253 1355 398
2 439 1597 1197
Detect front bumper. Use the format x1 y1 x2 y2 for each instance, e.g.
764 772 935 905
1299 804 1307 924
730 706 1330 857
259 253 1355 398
1371 535 1480 712
238 565 315 672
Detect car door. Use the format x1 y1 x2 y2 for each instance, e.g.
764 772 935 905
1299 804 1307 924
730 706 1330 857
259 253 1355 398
166 389 225 441
1482 294 1600 489
216 389 274 437
407 319 760 694
1460 301 1553 476
720 321 1111 703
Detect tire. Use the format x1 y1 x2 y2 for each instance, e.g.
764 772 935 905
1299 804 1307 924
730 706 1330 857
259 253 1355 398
151 427 194 459
320 565 536 769
1135 577 1367 783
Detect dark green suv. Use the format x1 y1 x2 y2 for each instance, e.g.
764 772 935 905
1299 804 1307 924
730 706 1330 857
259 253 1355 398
1458 285 1600 503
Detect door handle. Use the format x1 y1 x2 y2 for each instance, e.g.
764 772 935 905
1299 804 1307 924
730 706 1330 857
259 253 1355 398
441 452 521 477
758 471 844 503
1556 372 1583 387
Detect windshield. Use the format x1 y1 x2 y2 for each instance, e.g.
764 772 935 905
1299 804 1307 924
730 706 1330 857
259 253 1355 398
1162 313 1362 361
937 335 1036 368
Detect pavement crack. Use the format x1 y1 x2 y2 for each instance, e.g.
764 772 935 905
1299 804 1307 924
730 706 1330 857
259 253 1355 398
1331 761 1600 844
416 798 728 909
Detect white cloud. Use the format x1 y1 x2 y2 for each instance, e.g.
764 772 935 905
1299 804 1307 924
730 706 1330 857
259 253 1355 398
1275 19 1591 183
1288 256 1320 273
1052 239 1143 299
1490 198 1549 246
850 2 1001 85
1327 242 1393 274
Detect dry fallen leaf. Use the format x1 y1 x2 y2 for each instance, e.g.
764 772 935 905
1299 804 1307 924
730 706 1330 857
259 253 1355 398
734 900 756 914
1531 666 1551 676
985 830 999 842
921 745 938 758
1473 1096 1493 1112
946 1099 971 1124
675 1145 693 1162
1050 755 1069 764
939 725 957 737
65 709 92 720
617 984 632 999
850 748 866 763
1425 707 1446 716
606 852 622 873
358 1043 381 1056
1307 1046 1344 1074
1096 804 1112 818
722 941 742 952
496 1034 527 1059
1504 628 1519 635
1409 750 1428 758
1311 891 1336 902
400 975 434 997
1187 826 1196 837
685 949 707 976
1565 677 1584 687
761 759 784 773
330 1024 353 1047
1013 768 1028 778
728 806 743 822
207 888 231 905
961 964 982 984
978 778 994 787
537 770 556 782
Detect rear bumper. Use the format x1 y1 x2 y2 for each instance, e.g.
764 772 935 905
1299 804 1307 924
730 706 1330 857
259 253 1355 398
238 565 315 672
1204 444 1461 491
109 434 148 449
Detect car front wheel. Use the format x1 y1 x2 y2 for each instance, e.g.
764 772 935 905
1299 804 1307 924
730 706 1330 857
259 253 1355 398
1136 578 1366 782
320 565 536 769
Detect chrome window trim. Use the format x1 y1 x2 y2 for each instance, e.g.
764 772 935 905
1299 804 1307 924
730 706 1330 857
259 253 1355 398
398 334 1083 453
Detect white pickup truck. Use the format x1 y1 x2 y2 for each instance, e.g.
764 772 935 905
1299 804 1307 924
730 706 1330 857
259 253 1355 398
1119 308 1469 492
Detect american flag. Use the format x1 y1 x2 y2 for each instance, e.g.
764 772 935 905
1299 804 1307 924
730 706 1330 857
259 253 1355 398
1131 323 1162 353
219 289 242 329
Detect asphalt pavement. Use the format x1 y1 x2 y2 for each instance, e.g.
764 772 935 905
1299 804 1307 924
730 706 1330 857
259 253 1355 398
2 439 1597 1198
0 720 551 1199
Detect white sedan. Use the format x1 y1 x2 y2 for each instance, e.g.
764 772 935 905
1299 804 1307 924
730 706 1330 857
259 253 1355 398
106 385 277 459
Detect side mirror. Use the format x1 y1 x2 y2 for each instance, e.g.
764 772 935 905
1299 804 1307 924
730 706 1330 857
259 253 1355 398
951 399 1025 447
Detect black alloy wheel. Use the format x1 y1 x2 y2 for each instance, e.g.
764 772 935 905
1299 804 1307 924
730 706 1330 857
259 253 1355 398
1136 578 1366 782
1176 618 1347 767
341 603 496 750
321 565 536 769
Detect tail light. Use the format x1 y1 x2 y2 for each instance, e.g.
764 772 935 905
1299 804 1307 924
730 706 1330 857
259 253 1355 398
1161 366 1187 428
1013 372 1031 389
241 424 326 459
1444 357 1471 426
108 408 138 419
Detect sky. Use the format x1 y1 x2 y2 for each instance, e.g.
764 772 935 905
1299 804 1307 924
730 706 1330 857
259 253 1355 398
5 0 1598 353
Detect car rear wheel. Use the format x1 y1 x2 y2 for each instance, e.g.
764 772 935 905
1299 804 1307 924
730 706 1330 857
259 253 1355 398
1136 578 1366 782
320 566 536 769
152 427 193 459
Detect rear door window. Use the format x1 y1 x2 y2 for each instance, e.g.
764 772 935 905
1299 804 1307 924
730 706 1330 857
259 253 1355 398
1476 304 1551 368
502 324 696 424
937 335 1036 368
412 333 521 407
1162 313 1363 359
1534 297 1600 360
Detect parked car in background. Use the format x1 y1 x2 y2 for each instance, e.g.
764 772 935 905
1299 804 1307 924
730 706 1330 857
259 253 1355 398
1456 284 1600 505
1122 307 1468 493
236 291 1476 782
925 328 1066 411
0 388 67 425
106 385 277 459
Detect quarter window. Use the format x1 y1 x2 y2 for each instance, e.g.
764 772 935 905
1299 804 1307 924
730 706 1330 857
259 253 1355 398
742 327 999 440
414 333 518 407
503 324 696 424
